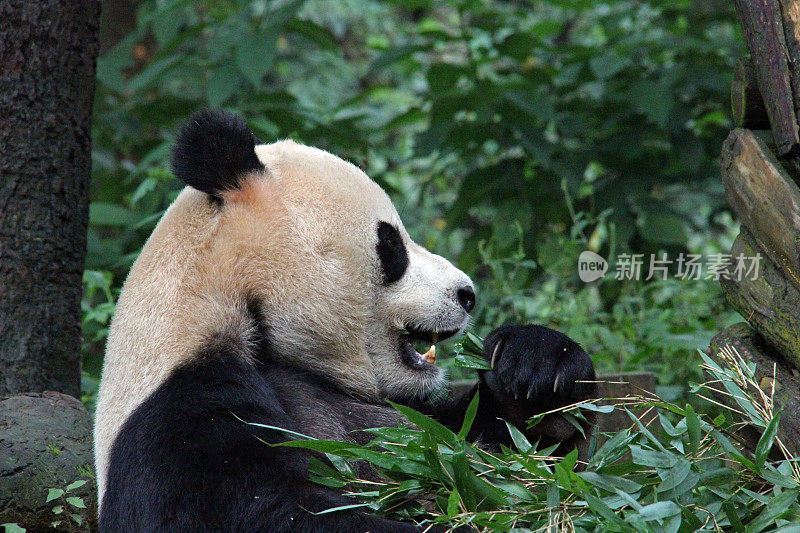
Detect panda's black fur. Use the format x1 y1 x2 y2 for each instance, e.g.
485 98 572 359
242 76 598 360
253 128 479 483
170 109 264 202
376 221 409 283
99 110 597 532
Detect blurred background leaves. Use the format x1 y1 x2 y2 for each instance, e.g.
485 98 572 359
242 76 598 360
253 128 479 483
84 0 743 406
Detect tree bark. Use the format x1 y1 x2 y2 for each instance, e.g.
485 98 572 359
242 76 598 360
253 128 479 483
596 372 657 434
731 58 772 130
779 0 800 121
720 227 800 368
0 1 101 397
98 0 139 54
733 0 800 159
720 128 800 291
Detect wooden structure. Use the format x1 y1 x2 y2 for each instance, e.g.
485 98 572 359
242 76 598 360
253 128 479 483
712 0 800 454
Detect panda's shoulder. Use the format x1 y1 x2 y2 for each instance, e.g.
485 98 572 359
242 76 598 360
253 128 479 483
101 331 302 522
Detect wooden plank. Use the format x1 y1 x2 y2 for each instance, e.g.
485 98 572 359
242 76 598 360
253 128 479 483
720 227 800 368
721 128 800 290
734 0 800 157
779 0 800 119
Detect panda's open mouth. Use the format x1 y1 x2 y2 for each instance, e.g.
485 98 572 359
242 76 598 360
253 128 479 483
399 326 460 371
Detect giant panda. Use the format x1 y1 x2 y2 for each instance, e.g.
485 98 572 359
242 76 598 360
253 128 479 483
94 109 597 532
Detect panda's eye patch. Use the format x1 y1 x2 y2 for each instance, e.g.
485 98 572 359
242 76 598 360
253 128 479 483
376 222 409 284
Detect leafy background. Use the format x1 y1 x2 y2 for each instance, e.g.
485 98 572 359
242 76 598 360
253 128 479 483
84 0 742 404
66 2 800 531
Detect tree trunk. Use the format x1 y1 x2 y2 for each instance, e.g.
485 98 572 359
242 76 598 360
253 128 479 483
733 0 800 159
779 0 800 123
0 1 101 397
98 0 139 54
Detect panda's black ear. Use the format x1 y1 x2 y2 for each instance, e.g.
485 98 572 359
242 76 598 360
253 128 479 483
171 109 265 201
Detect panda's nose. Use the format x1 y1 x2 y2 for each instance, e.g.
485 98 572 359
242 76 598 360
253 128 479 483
457 286 476 313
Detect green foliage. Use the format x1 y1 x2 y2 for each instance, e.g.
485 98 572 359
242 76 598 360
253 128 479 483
87 0 743 435
81 1 799 526
254 346 800 532
392 0 741 269
445 210 739 396
86 0 743 393
45 479 90 531
453 332 492 370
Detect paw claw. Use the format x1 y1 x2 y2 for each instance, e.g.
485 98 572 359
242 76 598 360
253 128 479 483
490 339 503 369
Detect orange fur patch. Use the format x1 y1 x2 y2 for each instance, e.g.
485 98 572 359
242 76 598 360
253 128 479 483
223 174 269 206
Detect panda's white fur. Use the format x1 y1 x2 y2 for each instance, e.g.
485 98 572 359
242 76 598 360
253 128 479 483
94 138 473 504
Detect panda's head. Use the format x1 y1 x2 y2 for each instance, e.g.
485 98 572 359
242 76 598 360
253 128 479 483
172 110 474 400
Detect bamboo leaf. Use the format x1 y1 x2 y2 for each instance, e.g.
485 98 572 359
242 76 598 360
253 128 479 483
755 411 782 470
388 402 456 445
746 490 799 533
458 389 480 440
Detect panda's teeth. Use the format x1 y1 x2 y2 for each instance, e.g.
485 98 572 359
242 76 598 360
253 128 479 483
410 339 428 355
400 333 438 367
421 345 436 364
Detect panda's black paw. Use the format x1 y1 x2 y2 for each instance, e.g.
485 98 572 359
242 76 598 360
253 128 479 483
479 325 596 429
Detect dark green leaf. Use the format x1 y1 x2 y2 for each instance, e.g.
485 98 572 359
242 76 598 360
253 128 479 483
755 411 782 470
235 30 278 87
747 490 799 533
207 63 239 107
453 353 491 370
723 501 745 533
388 402 456 445
504 422 532 453
89 203 140 227
685 404 701 454
638 501 681 521
458 389 479 440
